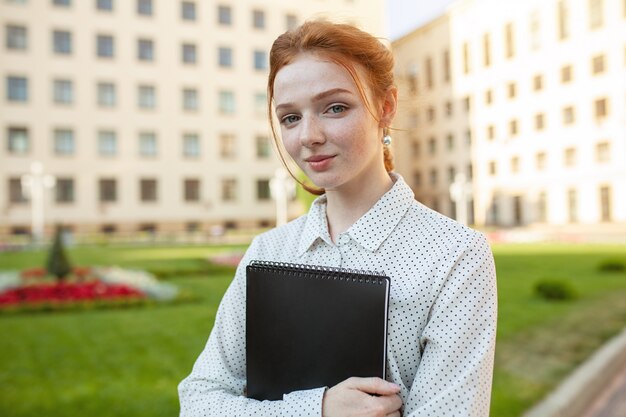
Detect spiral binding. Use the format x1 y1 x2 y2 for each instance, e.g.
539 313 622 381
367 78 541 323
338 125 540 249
248 260 387 285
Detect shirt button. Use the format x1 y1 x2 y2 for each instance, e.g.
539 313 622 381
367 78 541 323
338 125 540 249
338 235 350 245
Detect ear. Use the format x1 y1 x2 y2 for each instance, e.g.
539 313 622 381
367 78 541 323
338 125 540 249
379 86 398 128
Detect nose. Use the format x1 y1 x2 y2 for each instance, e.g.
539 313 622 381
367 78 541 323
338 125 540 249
298 115 325 147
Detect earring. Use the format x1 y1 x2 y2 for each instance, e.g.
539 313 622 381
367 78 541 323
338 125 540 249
382 127 392 146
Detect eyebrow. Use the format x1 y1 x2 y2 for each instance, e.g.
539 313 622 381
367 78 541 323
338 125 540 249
275 88 354 112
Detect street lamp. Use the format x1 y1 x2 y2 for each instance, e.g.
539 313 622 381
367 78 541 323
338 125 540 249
21 161 56 244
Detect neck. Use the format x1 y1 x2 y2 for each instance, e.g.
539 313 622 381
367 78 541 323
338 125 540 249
325 171 394 243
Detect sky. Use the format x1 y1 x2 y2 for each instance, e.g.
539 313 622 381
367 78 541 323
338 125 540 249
386 0 458 40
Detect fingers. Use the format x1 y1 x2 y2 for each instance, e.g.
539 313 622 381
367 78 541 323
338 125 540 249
343 377 401 396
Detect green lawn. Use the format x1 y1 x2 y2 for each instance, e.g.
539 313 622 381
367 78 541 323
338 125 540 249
0 242 625 417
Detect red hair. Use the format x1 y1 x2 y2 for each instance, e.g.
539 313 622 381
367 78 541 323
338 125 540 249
267 20 395 195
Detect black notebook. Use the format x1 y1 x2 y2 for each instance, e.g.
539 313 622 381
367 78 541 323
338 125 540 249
246 260 390 401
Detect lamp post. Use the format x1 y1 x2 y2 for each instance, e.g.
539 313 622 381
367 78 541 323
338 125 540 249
449 172 472 226
21 161 56 244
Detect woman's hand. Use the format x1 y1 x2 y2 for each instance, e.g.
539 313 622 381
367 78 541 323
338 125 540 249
322 377 403 417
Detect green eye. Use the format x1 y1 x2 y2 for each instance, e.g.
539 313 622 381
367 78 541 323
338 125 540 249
329 105 346 114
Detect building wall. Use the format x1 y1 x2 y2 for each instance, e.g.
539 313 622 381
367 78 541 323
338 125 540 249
0 0 385 239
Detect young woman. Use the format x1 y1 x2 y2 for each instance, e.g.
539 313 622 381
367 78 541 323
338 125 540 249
179 20 497 417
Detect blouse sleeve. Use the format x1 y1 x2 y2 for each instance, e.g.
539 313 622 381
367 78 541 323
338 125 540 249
178 237 326 417
404 232 498 416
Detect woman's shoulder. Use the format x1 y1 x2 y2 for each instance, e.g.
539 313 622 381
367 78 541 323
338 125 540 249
249 213 309 260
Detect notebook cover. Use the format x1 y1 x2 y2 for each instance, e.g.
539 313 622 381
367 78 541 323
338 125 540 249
246 261 390 401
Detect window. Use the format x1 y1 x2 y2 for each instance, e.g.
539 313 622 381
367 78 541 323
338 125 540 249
484 89 492 105
463 96 471 112
488 161 497 175
428 137 436 155
411 140 420 157
53 30 71 54
482 33 491 67
413 171 422 187
219 90 235 114
182 88 198 111
218 47 232 67
137 39 154 61
535 113 545 130
425 56 433 89
561 65 572 83
256 135 271 158
140 178 157 202
564 147 576 167
257 179 271 201
589 0 604 29
181 1 196 21
221 178 237 201
562 106 575 124
53 79 73 104
592 54 605 74
252 9 265 29
533 74 543 91
429 168 438 186
218 5 231 25
137 0 152 16
53 0 70 6
220 133 236 158
9 177 28 204
55 178 74 203
462 42 470 74
98 130 117 156
139 132 157 156
504 23 515 58
446 134 454 150
96 34 114 58
98 178 117 202
567 188 577 222
97 82 116 107
447 166 456 183
530 10 541 50
6 25 27 50
599 185 612 221
54 129 74 155
96 0 112 11
183 133 200 157
536 152 547 170
596 142 610 162
465 129 472 146
443 49 450 82
507 82 516 99
487 125 495 140
7 127 29 154
537 192 547 222
594 98 608 120
184 178 200 201
182 43 196 64
558 0 569 40
138 85 156 109
254 92 266 116
445 101 453 117
427 106 435 122
511 157 520 173
253 50 267 71
286 14 298 31
509 119 518 136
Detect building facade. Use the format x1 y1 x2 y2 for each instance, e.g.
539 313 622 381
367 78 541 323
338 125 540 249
0 0 385 240
393 0 626 228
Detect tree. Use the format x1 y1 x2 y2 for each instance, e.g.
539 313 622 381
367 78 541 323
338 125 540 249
46 225 72 281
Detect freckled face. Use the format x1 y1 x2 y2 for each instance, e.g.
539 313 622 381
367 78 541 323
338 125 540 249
272 53 385 193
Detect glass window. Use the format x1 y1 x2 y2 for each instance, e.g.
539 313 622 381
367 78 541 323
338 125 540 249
253 50 267 71
220 133 236 158
138 85 156 109
98 130 117 156
140 178 157 202
9 177 28 204
6 25 27 50
137 0 152 16
218 5 232 25
428 137 436 155
139 132 157 156
182 43 196 64
504 22 514 58
487 125 495 140
181 1 196 21
562 105 575 124
252 9 265 29
429 168 438 185
564 147 576 167
488 161 497 175
530 10 541 50
537 192 547 222
256 135 271 158
596 142 610 162
561 64 572 83
257 179 271 201
55 178 74 203
183 88 198 111
7 76 28 101
97 34 114 58
443 49 450 82
536 152 547 170
53 79 73 104
137 38 154 61
7 127 29 154
219 90 235 114
589 0 604 29
53 30 71 54
592 54 605 74
509 119 518 136
462 42 470 74
510 157 520 173
482 34 490 67
558 0 569 40
97 82 116 107
599 185 612 221
533 74 543 91
221 178 237 201
184 178 200 201
254 92 266 116
446 134 454 149
53 0 71 6
484 89 492 105
507 82 516 99
218 46 232 67
96 0 112 11
98 178 117 202
425 56 433 88
445 101 453 117
534 113 545 130
567 188 578 222
54 129 74 155
594 98 608 120
183 133 200 157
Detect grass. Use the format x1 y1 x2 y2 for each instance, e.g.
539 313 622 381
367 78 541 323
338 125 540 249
0 242 625 417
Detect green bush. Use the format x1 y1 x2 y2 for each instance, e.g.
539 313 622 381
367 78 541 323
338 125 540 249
46 225 72 281
598 259 626 273
534 279 578 301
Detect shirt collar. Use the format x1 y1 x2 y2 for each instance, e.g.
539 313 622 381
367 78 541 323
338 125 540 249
297 173 415 256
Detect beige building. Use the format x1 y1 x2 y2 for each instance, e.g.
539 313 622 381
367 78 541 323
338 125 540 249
393 0 626 229
0 0 385 241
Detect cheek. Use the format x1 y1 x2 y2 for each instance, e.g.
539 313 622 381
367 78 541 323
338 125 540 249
280 129 300 159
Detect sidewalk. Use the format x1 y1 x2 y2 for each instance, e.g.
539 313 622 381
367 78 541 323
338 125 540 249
581 362 626 417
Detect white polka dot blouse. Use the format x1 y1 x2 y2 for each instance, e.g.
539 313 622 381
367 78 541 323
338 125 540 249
179 173 498 416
